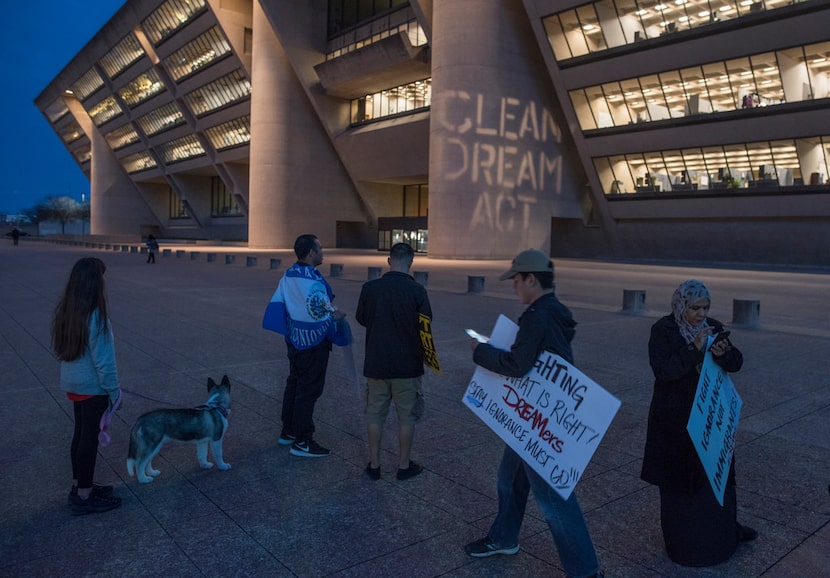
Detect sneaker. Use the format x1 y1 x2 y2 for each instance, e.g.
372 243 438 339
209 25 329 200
365 463 381 480
396 461 423 480
464 537 520 558
278 432 296 446
738 524 758 542
67 483 113 505
290 439 330 458
69 492 122 516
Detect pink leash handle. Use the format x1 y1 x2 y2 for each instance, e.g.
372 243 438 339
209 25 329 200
98 391 122 447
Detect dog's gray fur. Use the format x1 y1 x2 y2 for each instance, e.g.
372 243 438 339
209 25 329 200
126 375 231 483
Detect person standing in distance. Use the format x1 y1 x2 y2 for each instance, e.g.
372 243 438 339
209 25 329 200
52 257 123 515
262 234 346 457
464 249 602 578
356 242 432 481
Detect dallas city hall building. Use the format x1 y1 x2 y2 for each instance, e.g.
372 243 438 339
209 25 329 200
36 0 830 264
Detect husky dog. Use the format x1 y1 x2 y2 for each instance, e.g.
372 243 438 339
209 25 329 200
127 375 232 483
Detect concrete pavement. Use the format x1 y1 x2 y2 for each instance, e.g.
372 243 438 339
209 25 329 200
1 238 828 577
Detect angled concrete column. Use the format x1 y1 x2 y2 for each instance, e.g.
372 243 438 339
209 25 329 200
428 0 584 259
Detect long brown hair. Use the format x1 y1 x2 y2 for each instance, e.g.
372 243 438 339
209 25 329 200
51 257 109 361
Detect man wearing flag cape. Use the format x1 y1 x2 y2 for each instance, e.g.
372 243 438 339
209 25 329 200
263 234 348 457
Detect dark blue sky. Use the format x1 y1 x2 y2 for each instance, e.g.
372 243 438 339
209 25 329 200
0 0 126 215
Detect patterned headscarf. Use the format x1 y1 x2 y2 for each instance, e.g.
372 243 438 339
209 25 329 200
671 279 711 345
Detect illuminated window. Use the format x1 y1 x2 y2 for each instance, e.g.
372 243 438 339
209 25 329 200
121 151 158 173
105 124 141 150
142 0 207 45
73 144 91 164
351 77 431 124
204 116 251 150
169 188 189 219
59 120 84 144
182 70 250 116
135 102 185 136
119 68 166 108
100 34 145 78
71 68 105 101
157 134 205 164
162 26 232 82
211 176 243 216
88 96 124 126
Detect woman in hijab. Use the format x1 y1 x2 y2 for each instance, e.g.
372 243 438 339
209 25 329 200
641 279 756 567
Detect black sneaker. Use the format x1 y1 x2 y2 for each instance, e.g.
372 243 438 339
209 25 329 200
67 483 113 505
738 524 759 542
278 432 296 446
365 463 381 480
290 439 330 458
396 461 423 480
464 537 520 557
69 492 122 516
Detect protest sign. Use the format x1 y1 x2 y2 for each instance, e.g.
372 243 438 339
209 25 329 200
419 313 441 374
462 314 621 500
686 338 743 506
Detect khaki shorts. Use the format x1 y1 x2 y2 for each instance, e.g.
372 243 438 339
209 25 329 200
365 377 423 427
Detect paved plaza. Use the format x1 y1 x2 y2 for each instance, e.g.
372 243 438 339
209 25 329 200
1 239 828 577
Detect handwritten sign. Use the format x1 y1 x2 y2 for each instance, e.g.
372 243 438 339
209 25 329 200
462 315 621 500
419 313 441 374
686 339 743 506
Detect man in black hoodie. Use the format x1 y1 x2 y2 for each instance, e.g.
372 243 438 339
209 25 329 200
464 249 602 578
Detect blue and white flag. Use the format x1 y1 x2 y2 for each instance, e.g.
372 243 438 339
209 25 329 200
262 263 340 349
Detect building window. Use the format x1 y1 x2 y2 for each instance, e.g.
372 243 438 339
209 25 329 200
73 144 91 164
142 0 208 46
568 41 830 131
135 102 186 136
182 69 251 117
162 26 232 82
594 136 830 195
204 116 251 150
351 78 430 124
169 189 189 219
157 134 205 164
105 123 141 150
403 184 428 216
118 68 166 108
121 151 158 173
326 3 426 59
544 0 795 62
71 68 105 101
87 96 124 126
211 177 242 216
100 33 145 79
45 98 69 123
59 120 83 144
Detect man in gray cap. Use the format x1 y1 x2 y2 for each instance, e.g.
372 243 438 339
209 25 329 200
464 249 602 578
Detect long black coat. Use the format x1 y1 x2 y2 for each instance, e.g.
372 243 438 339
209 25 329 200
641 315 743 493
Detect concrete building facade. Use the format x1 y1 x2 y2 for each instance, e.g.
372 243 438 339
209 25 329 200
35 0 830 264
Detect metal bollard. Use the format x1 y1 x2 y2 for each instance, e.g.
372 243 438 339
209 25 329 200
330 263 343 277
190 251 201 260
270 258 282 270
206 253 217 262
414 271 429 286
622 289 646 312
225 254 235 265
732 299 760 327
176 250 186 258
368 266 382 280
162 249 171 257
246 256 257 267
467 276 485 293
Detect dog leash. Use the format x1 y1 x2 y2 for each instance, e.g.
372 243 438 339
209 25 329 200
98 391 121 447
120 386 178 406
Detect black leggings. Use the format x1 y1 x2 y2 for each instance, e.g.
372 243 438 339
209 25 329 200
71 395 109 488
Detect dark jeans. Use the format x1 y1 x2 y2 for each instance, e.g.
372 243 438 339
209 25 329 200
282 340 331 442
71 395 109 488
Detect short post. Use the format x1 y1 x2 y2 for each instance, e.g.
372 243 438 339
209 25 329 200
225 254 235 265
269 258 282 270
112 244 120 251
176 250 186 258
330 263 343 277
206 253 217 263
139 246 147 254
732 299 760 327
121 245 129 252
368 266 382 280
162 249 172 257
190 251 201 260
622 289 646 313
129 246 138 253
414 271 429 286
467 275 485 293
246 256 257 267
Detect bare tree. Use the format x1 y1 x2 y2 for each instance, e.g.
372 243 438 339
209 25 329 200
38 196 82 234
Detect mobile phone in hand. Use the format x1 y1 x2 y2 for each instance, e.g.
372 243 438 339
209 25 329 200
465 329 489 343
713 330 731 344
